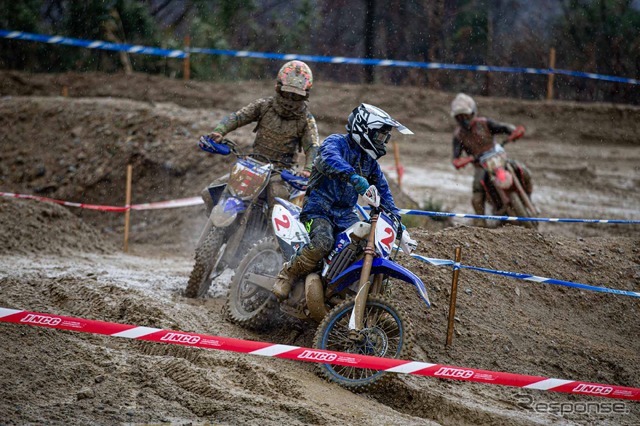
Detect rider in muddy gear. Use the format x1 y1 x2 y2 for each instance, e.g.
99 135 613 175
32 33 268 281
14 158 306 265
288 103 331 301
272 103 412 301
450 93 532 227
201 60 319 215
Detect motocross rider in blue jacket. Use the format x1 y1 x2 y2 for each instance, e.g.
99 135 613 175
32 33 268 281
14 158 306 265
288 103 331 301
272 103 413 301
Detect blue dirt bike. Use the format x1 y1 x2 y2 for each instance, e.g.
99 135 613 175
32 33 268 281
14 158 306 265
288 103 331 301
185 136 307 298
225 184 431 390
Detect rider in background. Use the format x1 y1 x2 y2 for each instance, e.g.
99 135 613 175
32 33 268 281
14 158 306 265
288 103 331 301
450 93 532 227
201 60 319 214
272 103 412 301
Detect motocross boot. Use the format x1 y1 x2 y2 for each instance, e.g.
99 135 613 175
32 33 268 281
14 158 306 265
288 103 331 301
272 248 320 301
471 193 487 227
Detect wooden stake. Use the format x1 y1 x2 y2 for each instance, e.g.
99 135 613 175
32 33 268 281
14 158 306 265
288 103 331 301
183 35 191 81
123 164 133 252
62 86 69 97
392 140 402 189
546 47 556 101
445 247 462 347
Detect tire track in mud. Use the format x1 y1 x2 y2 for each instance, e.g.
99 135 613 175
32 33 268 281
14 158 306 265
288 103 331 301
145 355 328 424
371 379 563 426
1 267 336 424
1 273 175 329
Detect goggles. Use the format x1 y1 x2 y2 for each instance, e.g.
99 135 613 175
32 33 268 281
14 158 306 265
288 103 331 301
372 127 392 146
280 91 306 102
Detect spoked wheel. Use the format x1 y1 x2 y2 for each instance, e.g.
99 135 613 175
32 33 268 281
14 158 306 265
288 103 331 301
224 238 281 330
313 295 413 391
509 193 538 229
185 227 224 298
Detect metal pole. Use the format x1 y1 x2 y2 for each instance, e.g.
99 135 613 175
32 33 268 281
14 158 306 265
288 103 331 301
546 47 556 101
123 164 133 252
445 247 462 347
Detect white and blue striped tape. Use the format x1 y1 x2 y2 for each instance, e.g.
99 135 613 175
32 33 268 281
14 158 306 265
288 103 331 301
396 209 640 225
1 30 186 58
2 29 640 85
410 254 640 298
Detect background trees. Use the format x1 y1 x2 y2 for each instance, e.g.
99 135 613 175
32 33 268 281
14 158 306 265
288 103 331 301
1 0 638 104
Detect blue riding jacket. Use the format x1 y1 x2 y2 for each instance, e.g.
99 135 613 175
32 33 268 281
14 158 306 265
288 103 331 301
300 133 400 231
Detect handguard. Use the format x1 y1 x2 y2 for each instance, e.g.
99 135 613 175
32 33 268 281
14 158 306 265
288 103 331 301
198 135 231 155
361 185 381 208
399 230 417 254
507 125 526 142
452 156 474 169
281 170 308 191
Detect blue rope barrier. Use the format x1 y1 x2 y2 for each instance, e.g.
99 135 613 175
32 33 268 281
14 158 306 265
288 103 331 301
0 30 186 58
362 205 640 224
410 254 640 298
2 29 640 86
395 208 640 225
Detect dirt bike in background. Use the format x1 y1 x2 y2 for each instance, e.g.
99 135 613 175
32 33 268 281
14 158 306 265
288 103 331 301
225 185 431 390
457 140 538 229
184 137 308 298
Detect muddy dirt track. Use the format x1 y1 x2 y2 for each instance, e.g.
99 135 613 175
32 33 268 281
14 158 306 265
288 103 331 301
0 71 639 425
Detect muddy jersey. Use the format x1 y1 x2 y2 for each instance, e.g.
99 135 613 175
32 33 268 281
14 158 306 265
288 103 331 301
212 97 319 171
452 117 515 160
302 134 400 231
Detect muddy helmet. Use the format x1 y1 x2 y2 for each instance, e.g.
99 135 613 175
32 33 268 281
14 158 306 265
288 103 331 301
276 60 313 99
450 93 477 118
346 103 413 160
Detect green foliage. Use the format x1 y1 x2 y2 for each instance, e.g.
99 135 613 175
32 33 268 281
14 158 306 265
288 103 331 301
451 0 490 64
0 0 43 69
276 0 319 52
64 0 109 39
188 15 230 80
553 0 640 102
0 0 42 31
1 0 638 104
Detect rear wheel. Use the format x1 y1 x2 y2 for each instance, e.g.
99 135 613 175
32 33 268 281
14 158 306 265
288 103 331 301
313 295 413 391
185 227 224 298
224 238 281 330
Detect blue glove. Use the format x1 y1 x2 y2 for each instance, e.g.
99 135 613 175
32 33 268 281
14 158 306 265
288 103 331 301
350 174 369 196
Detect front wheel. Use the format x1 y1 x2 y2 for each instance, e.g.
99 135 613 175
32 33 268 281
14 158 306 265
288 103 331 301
508 192 538 229
224 238 281 330
313 295 413 391
184 227 224 298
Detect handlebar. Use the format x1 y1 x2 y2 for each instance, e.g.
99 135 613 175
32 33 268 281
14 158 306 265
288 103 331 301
198 135 308 188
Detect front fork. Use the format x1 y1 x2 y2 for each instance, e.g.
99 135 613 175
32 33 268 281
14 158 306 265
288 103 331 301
220 201 255 266
506 163 539 214
348 212 379 336
196 199 254 268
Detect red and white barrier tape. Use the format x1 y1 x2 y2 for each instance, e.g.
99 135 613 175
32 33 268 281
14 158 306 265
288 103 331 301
130 196 203 210
1 307 638 401
0 192 203 211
